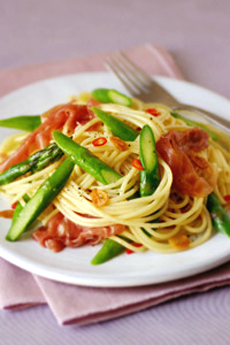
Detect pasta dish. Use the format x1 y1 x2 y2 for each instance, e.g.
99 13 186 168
0 88 229 264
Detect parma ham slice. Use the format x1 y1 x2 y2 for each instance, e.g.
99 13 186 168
0 104 93 172
33 212 126 252
156 127 216 197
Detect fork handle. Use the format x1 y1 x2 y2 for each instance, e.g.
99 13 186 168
172 104 230 135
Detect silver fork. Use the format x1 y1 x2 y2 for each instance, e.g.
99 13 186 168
105 52 230 134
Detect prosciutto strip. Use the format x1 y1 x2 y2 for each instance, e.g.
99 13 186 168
0 104 93 172
156 127 216 197
33 212 126 252
173 127 209 152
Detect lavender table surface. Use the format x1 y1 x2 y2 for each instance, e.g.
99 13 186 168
1 1 230 344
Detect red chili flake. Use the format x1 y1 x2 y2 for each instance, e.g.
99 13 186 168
132 158 144 170
224 195 230 202
126 243 143 255
92 137 107 147
145 108 161 117
11 201 18 209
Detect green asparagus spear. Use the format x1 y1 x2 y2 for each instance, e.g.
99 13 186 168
207 192 230 237
0 115 41 132
91 239 125 265
139 125 160 197
171 112 219 141
0 143 63 185
31 143 63 173
92 88 133 107
11 194 30 226
52 131 122 184
139 125 160 238
92 107 138 141
6 158 74 241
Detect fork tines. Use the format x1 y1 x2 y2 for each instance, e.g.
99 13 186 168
105 52 153 96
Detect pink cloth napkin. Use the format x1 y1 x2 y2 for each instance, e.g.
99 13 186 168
1 43 230 326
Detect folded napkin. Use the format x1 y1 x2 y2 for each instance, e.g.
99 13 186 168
0 43 230 326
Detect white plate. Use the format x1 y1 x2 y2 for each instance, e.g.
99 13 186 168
0 72 230 287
